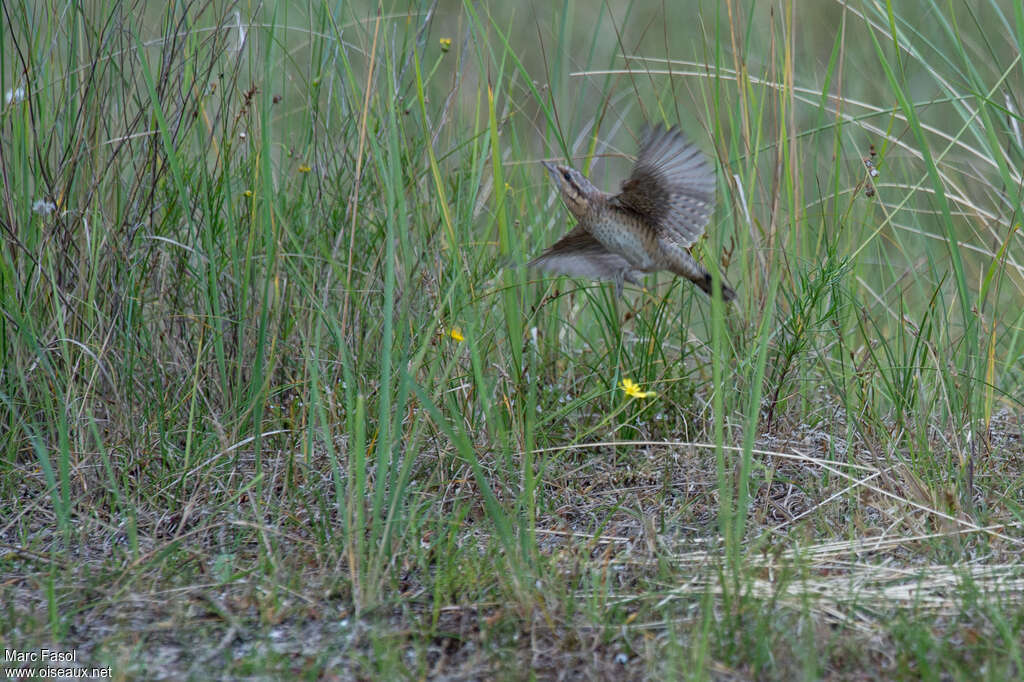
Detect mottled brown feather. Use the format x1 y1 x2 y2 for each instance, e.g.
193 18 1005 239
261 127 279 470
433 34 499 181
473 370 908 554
528 226 641 285
530 125 735 301
614 125 716 249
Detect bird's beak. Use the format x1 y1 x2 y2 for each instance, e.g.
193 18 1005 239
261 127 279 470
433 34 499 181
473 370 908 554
541 160 558 177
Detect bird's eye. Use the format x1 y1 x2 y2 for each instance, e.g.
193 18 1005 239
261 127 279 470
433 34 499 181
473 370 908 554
561 170 571 181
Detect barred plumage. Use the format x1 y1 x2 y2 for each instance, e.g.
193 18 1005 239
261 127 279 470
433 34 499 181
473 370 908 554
529 125 735 301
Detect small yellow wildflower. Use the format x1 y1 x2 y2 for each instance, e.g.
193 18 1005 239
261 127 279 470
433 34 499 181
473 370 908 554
449 327 464 342
243 190 253 197
298 164 311 173
439 38 452 52
504 182 512 193
621 378 656 399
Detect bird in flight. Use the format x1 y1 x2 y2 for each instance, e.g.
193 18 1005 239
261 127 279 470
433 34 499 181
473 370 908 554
529 125 735 301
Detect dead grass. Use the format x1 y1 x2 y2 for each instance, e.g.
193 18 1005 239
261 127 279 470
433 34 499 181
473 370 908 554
4 399 1021 679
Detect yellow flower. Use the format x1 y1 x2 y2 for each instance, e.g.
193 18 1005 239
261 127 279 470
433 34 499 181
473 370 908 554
298 164 311 173
620 378 656 399
448 327 464 342
243 190 253 197
439 38 452 52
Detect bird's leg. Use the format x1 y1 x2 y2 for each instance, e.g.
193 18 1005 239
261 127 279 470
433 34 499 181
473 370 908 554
615 267 643 298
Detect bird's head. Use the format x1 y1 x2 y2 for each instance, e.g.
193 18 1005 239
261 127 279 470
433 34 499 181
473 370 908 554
542 160 599 219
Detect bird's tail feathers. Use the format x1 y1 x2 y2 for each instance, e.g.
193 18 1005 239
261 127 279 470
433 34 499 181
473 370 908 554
693 270 736 302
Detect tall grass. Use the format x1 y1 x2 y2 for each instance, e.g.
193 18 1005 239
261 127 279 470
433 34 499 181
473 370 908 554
1 0 1022 677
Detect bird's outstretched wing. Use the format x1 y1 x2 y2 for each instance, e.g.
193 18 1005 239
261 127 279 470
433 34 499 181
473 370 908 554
613 126 716 249
528 226 641 284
